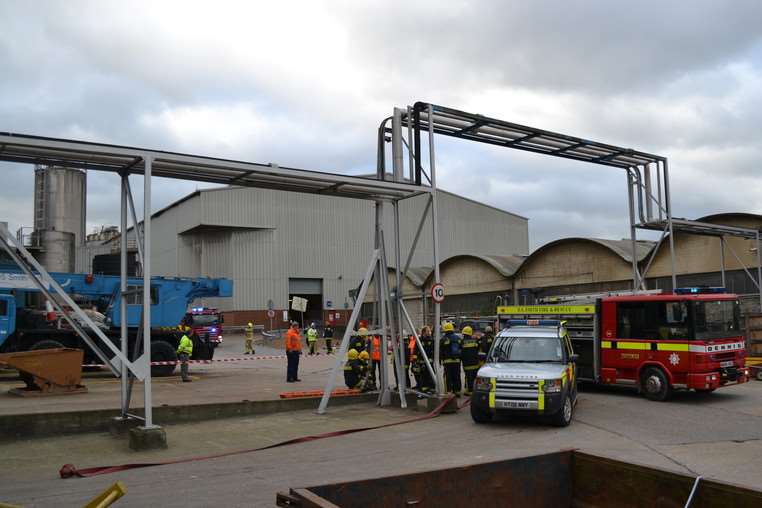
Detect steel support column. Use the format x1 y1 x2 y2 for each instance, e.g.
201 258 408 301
626 169 640 289
392 201 407 406
664 160 678 290
142 156 155 428
428 104 444 395
720 236 726 288
120 175 129 416
757 232 762 312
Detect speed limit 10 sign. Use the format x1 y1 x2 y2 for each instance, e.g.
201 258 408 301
431 283 445 303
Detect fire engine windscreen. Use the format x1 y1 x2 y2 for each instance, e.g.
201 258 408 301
490 337 565 363
190 314 219 326
694 300 740 340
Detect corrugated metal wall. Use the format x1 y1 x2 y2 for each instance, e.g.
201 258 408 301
145 186 528 312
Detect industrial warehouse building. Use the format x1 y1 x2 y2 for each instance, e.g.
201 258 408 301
81 185 529 327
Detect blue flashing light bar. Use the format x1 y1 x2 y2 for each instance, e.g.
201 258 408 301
674 287 726 295
507 319 561 327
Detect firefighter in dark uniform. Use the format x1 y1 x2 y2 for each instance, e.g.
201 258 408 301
349 327 368 353
460 326 480 395
416 326 436 393
343 348 363 389
323 323 334 354
440 322 462 396
479 325 495 366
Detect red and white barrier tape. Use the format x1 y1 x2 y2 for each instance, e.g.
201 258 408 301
80 353 335 368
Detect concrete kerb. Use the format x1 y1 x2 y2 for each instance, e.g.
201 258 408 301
0 393 381 442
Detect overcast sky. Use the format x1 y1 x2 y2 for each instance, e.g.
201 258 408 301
2 1 762 252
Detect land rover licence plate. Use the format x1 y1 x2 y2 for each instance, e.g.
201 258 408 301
500 401 530 409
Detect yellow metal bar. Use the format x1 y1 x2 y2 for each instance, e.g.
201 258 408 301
83 481 127 508
488 378 496 409
537 380 545 411
601 341 612 349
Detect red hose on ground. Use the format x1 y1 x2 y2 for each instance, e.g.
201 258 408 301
59 394 458 479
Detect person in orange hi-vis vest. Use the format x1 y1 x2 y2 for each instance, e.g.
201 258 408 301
409 335 421 390
370 335 382 387
285 322 303 382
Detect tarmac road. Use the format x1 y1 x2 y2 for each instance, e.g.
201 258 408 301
1 381 761 507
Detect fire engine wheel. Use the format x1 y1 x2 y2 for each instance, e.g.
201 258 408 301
756 370 762 382
641 367 672 402
470 401 492 424
151 340 177 377
551 394 573 427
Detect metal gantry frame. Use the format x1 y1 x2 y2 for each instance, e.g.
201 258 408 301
406 102 762 308
2 100 760 423
0 131 430 426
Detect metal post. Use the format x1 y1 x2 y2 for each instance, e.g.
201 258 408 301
125 177 144 265
402 196 432 283
756 232 762 313
406 105 415 183
318 249 380 414
392 201 407 406
626 169 640 289
392 108 404 182
142 155 155 428
720 236 726 288
428 104 444 395
378 231 400 406
376 205 390 407
644 163 654 221
120 175 129 417
664 159 678 291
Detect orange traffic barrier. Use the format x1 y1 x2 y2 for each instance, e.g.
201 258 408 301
279 388 361 399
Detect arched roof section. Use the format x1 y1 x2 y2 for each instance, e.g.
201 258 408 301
417 253 525 287
697 212 762 224
522 237 655 268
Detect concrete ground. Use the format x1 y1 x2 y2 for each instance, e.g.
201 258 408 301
0 333 344 416
1 378 761 507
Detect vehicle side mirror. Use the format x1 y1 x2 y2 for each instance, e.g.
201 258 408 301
570 354 579 363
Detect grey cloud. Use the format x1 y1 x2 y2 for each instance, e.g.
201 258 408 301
1 2 762 254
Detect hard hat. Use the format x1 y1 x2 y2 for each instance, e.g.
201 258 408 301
348 349 359 360
462 326 473 336
485 325 493 333
311 322 316 327
358 350 369 361
442 322 454 332
247 322 253 327
358 327 368 336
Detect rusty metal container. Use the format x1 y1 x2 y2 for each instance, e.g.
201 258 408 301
277 450 762 508
0 348 87 396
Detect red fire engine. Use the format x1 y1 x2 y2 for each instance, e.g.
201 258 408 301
183 307 224 347
498 288 749 401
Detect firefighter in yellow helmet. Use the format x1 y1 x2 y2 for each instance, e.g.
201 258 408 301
440 321 463 396
344 348 362 389
357 350 372 391
460 326 480 395
350 327 368 353
244 322 255 354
